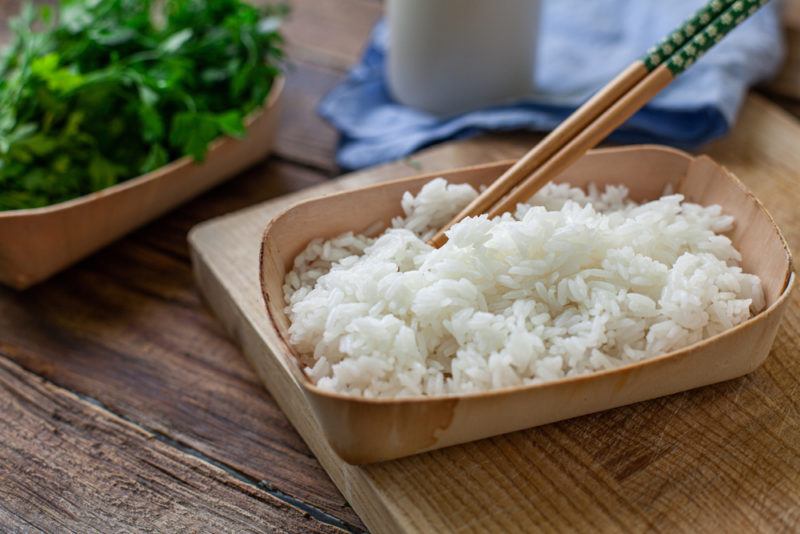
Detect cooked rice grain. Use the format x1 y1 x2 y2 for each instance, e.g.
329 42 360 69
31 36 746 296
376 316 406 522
283 178 764 398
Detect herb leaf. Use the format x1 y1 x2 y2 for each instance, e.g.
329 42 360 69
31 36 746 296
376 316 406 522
0 0 286 210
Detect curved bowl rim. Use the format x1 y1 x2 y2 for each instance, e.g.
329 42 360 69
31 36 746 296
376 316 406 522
260 145 795 406
0 75 285 218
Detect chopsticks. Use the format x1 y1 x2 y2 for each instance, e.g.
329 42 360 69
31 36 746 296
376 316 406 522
428 0 768 248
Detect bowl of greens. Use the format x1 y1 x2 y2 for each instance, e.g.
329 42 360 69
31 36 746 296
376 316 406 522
0 0 285 289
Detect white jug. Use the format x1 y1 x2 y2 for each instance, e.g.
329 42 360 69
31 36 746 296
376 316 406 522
387 0 540 117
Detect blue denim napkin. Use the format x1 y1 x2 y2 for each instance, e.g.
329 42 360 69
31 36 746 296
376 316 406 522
319 0 784 170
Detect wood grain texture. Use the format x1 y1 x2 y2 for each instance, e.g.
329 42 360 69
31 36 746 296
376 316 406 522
786 0 800 27
191 94 800 533
276 62 343 172
0 0 362 529
0 160 368 531
263 0 381 172
0 0 368 528
0 0 798 530
765 0 800 99
276 0 381 70
0 357 339 533
768 27 800 100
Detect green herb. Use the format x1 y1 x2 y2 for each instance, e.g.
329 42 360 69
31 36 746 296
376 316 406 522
0 0 286 210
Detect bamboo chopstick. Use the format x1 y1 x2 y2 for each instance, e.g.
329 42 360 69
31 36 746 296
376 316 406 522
428 0 764 248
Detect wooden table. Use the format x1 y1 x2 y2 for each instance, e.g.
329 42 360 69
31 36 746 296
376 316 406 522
1 2 799 532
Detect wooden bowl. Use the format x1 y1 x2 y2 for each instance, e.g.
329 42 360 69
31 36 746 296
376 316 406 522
0 77 284 289
260 145 795 464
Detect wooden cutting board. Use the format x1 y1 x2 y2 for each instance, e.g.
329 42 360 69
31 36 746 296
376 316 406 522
189 94 800 534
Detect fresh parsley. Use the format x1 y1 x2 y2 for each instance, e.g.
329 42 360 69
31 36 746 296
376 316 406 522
0 0 286 210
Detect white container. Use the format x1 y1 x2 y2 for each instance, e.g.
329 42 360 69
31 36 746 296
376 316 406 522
387 0 540 117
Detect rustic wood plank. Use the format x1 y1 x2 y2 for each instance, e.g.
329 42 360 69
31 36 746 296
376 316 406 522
760 0 800 99
275 63 343 173
767 28 800 100
190 94 800 533
764 91 800 123
0 356 343 533
248 0 381 172
276 0 381 70
0 159 365 530
787 0 800 27
0 1 357 525
1 0 798 531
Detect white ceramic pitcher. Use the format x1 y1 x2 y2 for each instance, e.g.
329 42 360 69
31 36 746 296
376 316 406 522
387 0 540 117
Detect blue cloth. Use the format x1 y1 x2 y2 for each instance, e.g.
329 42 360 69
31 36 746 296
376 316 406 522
319 0 784 170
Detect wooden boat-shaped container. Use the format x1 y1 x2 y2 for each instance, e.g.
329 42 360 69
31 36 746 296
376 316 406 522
0 77 284 289
260 146 795 464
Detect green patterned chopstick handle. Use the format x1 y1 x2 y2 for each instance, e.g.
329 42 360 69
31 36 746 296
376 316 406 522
666 0 770 75
642 0 735 71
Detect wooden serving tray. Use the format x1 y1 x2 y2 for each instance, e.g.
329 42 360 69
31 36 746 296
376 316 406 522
190 95 800 533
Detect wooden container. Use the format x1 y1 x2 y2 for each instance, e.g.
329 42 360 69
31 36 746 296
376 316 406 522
0 77 284 290
260 146 795 465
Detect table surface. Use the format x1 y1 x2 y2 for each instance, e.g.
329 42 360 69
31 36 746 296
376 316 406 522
1 2 799 533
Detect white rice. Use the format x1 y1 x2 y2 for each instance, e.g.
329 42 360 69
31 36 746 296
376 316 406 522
283 178 764 398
